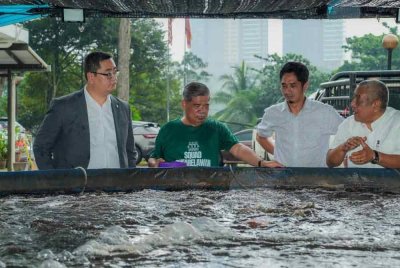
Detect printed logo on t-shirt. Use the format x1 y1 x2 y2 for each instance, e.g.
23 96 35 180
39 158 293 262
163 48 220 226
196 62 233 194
180 141 211 166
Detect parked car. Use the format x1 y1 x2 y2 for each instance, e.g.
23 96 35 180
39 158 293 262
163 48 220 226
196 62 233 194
221 129 253 164
234 129 253 149
0 117 26 133
132 121 160 165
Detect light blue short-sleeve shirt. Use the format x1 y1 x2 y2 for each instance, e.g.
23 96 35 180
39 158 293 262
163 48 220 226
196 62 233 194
257 98 343 167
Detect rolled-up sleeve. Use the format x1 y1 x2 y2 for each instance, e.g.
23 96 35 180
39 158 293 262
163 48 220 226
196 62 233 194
257 108 274 138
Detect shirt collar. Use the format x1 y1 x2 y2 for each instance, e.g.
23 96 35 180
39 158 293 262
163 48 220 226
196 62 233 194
281 97 309 112
84 86 111 108
370 108 389 130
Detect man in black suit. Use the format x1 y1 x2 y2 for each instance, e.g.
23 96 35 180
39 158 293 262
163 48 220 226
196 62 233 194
33 51 136 169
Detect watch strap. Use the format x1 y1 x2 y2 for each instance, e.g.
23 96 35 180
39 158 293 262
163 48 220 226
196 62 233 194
371 150 379 164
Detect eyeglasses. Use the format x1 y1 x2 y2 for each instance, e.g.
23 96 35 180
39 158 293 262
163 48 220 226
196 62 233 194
91 70 119 79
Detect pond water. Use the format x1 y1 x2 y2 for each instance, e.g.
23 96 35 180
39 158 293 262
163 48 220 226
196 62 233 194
1 189 400 267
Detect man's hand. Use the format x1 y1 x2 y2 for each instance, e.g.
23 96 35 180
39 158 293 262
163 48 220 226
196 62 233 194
260 160 284 168
349 139 374 165
327 136 367 168
341 136 366 153
148 158 165 167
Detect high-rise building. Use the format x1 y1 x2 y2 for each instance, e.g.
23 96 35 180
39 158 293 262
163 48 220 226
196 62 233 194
282 19 345 71
190 19 226 88
224 19 269 68
190 19 269 113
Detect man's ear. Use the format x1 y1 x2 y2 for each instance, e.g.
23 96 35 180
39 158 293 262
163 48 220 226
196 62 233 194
181 100 186 109
86 72 95 84
372 99 382 111
303 81 309 93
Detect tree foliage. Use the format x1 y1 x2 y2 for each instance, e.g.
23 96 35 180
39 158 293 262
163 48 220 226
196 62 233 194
336 23 400 72
213 61 259 130
128 19 176 123
176 52 212 84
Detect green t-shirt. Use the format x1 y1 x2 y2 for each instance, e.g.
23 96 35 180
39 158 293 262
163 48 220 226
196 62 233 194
151 118 238 167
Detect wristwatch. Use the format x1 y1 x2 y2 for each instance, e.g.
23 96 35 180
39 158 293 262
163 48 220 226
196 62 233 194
370 150 380 164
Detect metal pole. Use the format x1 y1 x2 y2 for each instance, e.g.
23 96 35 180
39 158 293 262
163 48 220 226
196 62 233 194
387 48 393 70
184 23 187 87
6 70 15 171
349 73 356 115
166 45 170 122
81 50 84 88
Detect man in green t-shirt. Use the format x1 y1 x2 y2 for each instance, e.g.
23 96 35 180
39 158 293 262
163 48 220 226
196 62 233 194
148 82 284 168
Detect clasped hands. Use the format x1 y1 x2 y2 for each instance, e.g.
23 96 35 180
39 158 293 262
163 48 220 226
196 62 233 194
341 136 374 165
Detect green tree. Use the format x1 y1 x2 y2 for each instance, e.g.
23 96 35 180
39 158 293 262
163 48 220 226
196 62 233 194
177 52 212 84
336 23 399 72
129 19 182 124
213 61 259 130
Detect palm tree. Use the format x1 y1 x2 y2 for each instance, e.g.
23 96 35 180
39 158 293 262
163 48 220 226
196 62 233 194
213 61 259 130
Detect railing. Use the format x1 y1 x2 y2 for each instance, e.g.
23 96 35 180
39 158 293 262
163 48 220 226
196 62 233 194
317 70 400 116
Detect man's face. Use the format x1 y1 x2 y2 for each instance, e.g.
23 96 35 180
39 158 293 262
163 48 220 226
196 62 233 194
182 95 210 126
280 72 308 104
351 86 376 123
89 58 118 95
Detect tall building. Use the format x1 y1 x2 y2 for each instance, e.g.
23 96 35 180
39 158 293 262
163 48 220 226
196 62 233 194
190 19 269 113
224 19 269 68
190 19 226 88
282 19 345 71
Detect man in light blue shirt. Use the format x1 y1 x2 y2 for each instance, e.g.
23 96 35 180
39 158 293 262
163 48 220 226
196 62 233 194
256 61 343 167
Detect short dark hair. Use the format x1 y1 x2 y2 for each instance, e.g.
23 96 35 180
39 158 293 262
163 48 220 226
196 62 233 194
84 51 113 80
183 82 210 101
358 79 389 110
279 61 309 85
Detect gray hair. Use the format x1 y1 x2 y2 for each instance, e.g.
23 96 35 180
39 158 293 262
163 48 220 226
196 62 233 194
357 79 389 110
183 82 210 101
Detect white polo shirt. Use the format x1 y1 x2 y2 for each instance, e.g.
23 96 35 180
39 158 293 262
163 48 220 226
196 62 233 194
330 107 400 168
84 88 120 169
257 98 343 167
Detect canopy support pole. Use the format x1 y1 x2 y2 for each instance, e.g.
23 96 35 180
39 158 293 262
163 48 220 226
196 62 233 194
6 69 15 171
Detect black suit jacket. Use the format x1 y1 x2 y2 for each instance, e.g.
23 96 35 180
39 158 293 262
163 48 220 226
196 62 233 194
33 89 136 169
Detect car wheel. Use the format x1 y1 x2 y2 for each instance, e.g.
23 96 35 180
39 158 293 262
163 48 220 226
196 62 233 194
135 145 143 165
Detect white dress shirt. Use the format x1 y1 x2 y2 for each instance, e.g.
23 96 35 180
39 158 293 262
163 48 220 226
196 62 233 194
84 87 120 169
257 98 343 167
330 107 400 168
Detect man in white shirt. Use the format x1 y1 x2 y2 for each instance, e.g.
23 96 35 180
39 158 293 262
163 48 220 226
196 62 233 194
327 79 400 168
256 61 343 167
34 51 136 169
